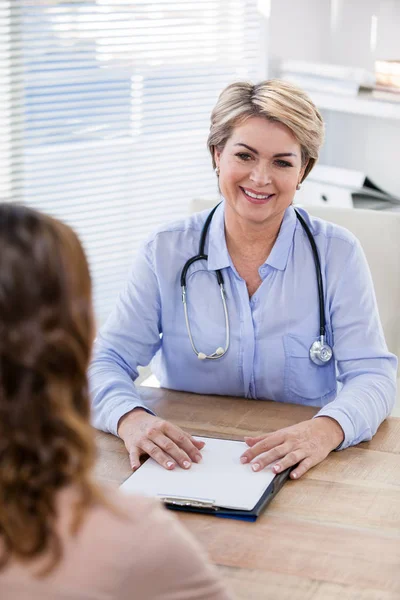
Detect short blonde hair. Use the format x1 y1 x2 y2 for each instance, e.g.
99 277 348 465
207 79 325 181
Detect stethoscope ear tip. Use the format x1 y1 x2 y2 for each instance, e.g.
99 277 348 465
197 352 207 360
215 347 224 356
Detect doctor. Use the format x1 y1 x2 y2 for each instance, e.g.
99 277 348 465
89 79 397 480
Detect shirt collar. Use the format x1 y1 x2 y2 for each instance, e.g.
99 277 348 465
206 201 297 272
206 201 232 271
265 205 297 271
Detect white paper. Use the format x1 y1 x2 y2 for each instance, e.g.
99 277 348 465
120 436 276 511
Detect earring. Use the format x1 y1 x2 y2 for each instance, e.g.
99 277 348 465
215 166 220 176
296 183 301 190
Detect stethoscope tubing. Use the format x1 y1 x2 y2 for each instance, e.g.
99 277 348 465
180 202 332 364
180 203 222 287
294 209 326 338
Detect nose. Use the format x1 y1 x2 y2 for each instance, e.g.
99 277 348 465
249 162 272 187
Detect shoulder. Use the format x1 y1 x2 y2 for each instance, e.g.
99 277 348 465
293 207 373 295
91 485 165 528
94 488 229 598
136 206 217 270
73 488 179 563
293 206 361 267
101 487 194 552
59 485 164 544
86 486 188 550
294 206 357 248
146 208 211 247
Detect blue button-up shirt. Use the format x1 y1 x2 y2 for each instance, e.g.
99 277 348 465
89 203 397 449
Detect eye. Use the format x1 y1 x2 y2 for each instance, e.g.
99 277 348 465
274 159 292 168
235 152 253 161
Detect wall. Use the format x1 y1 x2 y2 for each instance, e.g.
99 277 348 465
268 0 400 197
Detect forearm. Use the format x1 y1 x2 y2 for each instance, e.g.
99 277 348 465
88 354 154 436
322 236 398 449
316 371 396 449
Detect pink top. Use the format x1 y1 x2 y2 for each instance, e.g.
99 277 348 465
0 486 231 600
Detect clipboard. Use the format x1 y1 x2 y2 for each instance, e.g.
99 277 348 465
160 466 292 522
120 436 292 521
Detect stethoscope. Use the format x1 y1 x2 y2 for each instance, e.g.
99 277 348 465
180 203 333 366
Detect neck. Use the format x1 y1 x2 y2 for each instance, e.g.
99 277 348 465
224 207 284 262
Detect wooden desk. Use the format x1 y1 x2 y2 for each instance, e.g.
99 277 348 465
95 388 400 600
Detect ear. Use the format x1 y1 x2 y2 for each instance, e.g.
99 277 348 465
214 146 221 168
298 159 309 184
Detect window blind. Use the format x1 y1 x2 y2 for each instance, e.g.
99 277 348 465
1 0 266 324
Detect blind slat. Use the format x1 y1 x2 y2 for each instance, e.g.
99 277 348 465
2 0 263 322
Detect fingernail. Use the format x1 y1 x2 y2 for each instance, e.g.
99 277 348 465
292 472 297 479
195 453 202 462
240 456 248 464
252 463 260 472
273 464 281 473
166 461 175 469
183 461 191 469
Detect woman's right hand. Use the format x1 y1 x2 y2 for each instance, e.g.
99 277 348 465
117 408 205 471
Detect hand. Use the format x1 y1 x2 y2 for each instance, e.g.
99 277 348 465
240 417 344 480
117 409 205 471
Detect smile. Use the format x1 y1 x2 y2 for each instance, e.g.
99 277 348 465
240 187 274 203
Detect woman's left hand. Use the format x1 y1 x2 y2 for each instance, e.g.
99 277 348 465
240 417 344 479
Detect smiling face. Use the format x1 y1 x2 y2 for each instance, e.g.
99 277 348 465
214 116 306 228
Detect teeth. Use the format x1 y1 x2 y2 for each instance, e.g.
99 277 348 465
243 188 271 200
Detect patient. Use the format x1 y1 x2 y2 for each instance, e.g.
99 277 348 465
0 204 230 600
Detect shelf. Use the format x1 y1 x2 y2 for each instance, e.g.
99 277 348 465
308 90 400 120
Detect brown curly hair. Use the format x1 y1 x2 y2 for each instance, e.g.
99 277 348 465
0 203 105 574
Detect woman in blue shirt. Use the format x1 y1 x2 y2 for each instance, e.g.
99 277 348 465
89 79 397 480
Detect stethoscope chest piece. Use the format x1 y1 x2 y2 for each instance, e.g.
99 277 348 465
309 336 333 366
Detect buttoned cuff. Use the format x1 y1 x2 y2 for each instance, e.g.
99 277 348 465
107 400 155 437
313 407 357 450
